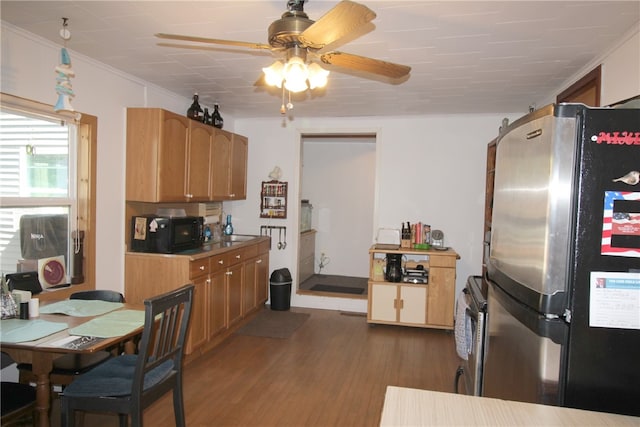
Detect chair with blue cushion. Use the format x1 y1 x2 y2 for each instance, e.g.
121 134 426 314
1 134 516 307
61 284 194 427
17 290 125 390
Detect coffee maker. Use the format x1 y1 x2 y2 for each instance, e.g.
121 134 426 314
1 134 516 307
385 253 403 282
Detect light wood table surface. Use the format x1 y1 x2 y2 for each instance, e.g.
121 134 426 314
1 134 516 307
1 303 143 427
380 386 640 426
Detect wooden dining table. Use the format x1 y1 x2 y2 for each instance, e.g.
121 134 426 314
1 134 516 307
1 302 144 427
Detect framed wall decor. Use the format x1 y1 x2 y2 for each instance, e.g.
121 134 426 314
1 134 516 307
260 180 287 218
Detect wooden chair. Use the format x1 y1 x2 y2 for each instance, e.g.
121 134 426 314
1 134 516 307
61 284 194 427
17 290 125 390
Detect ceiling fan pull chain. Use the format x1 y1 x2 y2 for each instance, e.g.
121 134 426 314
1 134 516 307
287 90 294 111
280 86 287 115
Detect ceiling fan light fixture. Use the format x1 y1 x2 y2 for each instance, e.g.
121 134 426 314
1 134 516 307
283 56 308 93
307 62 329 89
263 60 284 88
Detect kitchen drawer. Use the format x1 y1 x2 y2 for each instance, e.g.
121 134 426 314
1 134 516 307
226 246 255 266
210 253 227 273
240 244 258 259
258 239 270 253
190 258 210 278
429 255 457 268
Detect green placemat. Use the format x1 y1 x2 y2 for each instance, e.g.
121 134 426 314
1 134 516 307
0 318 68 343
40 300 124 317
68 309 145 338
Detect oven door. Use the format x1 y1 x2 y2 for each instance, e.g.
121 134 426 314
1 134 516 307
455 276 487 396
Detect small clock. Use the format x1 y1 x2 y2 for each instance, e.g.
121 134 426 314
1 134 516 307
38 256 66 287
431 229 444 247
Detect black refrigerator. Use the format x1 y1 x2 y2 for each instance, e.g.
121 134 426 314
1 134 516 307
484 102 640 416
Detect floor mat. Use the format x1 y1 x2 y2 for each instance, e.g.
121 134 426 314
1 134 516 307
309 284 365 295
235 308 310 339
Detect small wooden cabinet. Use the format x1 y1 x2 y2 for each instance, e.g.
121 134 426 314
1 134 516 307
125 237 270 356
126 108 247 202
298 229 316 284
367 246 459 330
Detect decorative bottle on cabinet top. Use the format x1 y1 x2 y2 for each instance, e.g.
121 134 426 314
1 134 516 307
187 93 203 121
202 107 211 125
212 103 224 129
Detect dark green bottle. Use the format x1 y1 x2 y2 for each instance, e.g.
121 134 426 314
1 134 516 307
212 103 224 129
187 93 203 121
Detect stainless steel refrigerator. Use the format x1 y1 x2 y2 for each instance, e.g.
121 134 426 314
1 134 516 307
484 102 640 416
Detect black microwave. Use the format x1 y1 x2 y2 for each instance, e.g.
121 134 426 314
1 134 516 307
130 215 204 253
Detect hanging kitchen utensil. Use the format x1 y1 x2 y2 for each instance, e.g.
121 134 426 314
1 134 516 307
282 227 287 249
277 227 283 250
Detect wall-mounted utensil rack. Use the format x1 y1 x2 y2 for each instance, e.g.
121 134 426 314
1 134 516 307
260 225 287 250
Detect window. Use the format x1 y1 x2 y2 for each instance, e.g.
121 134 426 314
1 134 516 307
0 93 96 291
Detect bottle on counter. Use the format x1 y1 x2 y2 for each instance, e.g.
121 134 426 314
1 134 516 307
223 214 233 236
203 224 212 242
187 93 203 121
202 107 211 125
212 103 224 129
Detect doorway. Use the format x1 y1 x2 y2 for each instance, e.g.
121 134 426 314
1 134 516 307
297 133 376 298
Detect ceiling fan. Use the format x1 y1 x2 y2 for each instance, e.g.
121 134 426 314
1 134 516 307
155 0 411 105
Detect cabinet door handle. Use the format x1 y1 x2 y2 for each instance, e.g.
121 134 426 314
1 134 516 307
230 193 235 197
199 265 205 271
225 271 233 276
185 193 193 198
399 299 404 309
256 259 262 264
218 260 224 265
235 255 241 259
206 278 211 284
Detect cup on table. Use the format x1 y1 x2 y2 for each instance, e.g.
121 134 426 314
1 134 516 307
28 298 39 318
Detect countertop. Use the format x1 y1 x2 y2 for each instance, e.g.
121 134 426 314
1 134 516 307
126 235 270 260
379 386 639 426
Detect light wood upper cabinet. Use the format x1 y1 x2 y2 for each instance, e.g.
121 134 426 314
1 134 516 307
126 108 257 203
230 133 248 200
211 129 247 200
186 121 214 201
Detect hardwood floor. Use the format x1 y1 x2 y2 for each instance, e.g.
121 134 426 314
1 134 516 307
50 307 461 426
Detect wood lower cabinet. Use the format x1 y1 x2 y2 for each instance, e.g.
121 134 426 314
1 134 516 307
124 237 270 356
242 248 269 316
367 246 459 330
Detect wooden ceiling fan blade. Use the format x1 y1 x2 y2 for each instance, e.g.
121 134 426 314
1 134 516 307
299 0 376 49
155 33 272 50
320 51 411 79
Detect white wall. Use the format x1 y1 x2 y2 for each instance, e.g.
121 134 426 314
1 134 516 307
302 139 376 278
3 20 638 313
233 114 520 312
0 23 235 294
